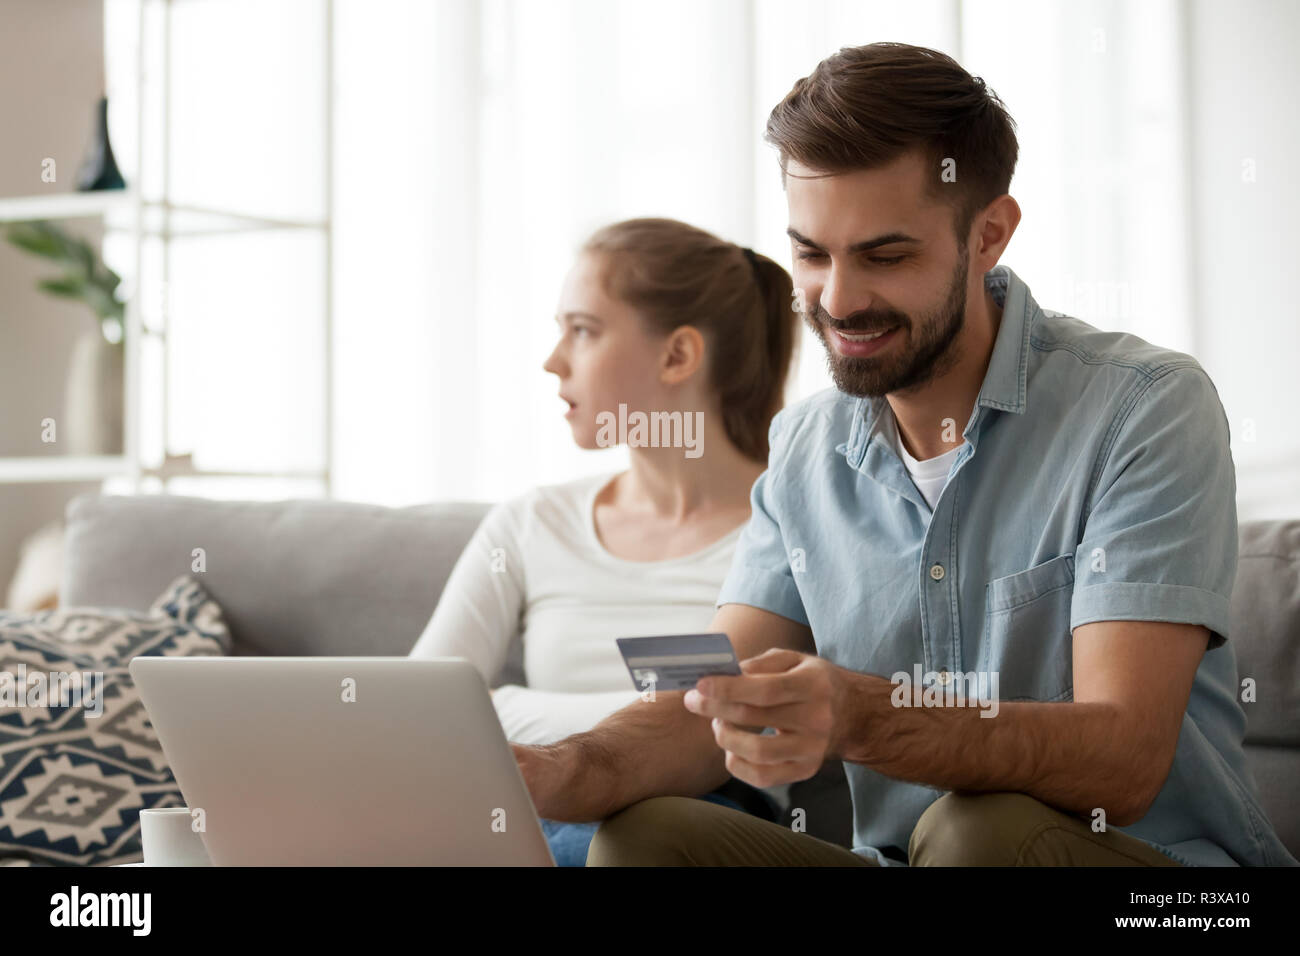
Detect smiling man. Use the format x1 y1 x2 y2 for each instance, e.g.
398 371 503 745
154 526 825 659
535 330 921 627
512 42 1296 866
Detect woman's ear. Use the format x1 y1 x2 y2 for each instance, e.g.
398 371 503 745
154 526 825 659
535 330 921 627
660 325 705 386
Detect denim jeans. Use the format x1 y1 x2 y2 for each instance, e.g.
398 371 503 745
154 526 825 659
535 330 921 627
540 781 780 867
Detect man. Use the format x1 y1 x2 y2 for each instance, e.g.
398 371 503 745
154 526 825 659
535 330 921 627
514 42 1296 866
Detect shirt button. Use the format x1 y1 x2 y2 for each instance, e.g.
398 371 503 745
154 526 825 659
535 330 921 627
929 563 945 581
937 669 952 685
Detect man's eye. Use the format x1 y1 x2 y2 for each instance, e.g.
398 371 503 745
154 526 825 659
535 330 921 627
796 251 905 265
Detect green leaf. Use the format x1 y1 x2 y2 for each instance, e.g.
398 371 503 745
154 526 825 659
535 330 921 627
37 275 87 299
94 264 123 296
10 220 127 330
66 233 96 276
82 283 121 320
5 222 64 259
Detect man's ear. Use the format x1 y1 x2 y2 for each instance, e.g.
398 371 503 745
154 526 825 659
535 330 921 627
660 325 706 386
970 194 1021 271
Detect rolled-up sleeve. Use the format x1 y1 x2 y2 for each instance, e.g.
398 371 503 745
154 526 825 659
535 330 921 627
1070 364 1238 648
715 412 809 626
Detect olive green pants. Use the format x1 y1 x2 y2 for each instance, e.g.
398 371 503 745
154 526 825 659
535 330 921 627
586 791 1183 866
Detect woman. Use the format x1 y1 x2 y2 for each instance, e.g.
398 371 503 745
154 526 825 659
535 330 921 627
409 217 798 865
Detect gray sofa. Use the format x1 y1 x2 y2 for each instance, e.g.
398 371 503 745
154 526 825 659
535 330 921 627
59 493 1299 860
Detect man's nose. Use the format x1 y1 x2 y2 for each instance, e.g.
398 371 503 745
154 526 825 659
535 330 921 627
820 265 870 323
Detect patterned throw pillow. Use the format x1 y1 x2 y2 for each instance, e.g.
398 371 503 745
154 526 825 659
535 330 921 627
0 575 231 865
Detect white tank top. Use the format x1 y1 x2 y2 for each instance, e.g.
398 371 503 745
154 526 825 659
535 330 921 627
887 410 964 510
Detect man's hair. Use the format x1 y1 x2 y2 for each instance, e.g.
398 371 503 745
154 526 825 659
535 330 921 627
764 42 1019 242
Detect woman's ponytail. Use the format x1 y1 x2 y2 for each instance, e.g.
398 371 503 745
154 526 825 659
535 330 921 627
722 247 797 461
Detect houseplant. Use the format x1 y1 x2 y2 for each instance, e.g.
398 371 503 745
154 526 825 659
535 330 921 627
5 220 125 454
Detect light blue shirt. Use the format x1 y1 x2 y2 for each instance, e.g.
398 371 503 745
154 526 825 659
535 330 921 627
716 264 1297 867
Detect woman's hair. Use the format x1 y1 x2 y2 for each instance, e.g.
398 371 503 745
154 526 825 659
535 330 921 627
580 217 798 463
765 42 1019 241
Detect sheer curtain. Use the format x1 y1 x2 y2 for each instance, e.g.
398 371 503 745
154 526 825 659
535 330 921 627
333 0 1205 506
110 0 1265 512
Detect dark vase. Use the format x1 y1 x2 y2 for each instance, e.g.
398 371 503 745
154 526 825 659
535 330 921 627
76 97 126 191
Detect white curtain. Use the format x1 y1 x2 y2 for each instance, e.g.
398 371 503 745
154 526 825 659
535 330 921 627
105 0 1295 518
332 0 1202 507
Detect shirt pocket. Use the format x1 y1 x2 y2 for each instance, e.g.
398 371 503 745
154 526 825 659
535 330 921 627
981 554 1075 702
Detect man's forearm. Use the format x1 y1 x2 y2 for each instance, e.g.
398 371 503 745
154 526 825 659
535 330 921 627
531 691 731 822
834 672 1163 825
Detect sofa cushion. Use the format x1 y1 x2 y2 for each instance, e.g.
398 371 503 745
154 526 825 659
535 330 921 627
1229 520 1300 747
0 575 231 865
60 493 497 664
1242 743 1299 857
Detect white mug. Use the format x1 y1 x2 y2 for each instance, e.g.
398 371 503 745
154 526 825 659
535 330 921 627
139 807 211 866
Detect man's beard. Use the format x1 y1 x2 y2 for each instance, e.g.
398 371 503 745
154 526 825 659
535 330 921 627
805 252 970 398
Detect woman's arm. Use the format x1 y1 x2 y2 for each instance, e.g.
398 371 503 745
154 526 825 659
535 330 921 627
411 482 685 749
408 501 525 685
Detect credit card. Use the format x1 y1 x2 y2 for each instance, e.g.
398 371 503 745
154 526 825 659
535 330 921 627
616 632 741 693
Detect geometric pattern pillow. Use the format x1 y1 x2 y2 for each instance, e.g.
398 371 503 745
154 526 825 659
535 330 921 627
0 575 231 865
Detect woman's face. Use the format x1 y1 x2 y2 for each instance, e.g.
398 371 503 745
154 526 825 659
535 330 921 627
543 252 674 449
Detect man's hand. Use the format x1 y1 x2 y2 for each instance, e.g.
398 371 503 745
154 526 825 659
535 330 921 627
510 742 573 820
683 647 854 788
507 606 816 821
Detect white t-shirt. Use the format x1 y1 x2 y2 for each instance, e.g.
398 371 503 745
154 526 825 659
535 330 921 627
887 410 963 510
409 471 744 746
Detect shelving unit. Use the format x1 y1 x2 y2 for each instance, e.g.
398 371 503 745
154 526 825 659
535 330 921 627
0 191 132 224
0 0 334 495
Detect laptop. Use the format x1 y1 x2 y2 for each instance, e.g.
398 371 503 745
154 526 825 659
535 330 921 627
130 656 555 866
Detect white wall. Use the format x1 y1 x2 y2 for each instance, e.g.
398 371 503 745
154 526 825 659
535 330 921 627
0 0 106 600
